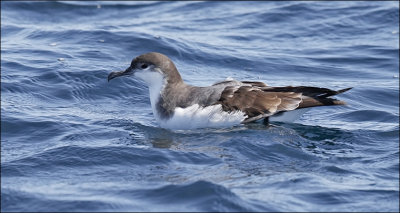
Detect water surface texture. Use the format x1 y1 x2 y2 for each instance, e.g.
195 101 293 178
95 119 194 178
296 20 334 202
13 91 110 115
1 1 399 212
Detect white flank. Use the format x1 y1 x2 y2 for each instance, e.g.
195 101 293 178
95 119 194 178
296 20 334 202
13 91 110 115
158 104 246 130
269 108 310 122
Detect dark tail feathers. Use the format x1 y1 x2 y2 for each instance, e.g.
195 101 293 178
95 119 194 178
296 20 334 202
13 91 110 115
262 86 352 109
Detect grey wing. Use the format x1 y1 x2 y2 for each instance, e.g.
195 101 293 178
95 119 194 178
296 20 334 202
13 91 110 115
186 80 248 107
212 80 267 87
198 80 268 106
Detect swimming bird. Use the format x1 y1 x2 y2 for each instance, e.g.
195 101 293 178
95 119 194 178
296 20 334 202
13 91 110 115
108 52 351 130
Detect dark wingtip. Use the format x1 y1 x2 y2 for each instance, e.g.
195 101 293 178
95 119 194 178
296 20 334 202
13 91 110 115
326 88 352 105
337 87 352 94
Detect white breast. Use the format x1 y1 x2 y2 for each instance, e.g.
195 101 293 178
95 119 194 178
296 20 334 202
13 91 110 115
134 70 166 117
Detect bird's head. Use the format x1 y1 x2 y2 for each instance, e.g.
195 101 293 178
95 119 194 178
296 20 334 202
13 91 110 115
108 52 182 85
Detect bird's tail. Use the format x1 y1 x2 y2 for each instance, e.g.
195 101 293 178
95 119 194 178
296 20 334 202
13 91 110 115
262 86 352 109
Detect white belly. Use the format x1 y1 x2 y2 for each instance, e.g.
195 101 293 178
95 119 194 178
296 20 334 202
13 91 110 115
155 104 246 130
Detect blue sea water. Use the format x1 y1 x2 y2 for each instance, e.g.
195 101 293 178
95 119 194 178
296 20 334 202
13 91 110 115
1 1 399 212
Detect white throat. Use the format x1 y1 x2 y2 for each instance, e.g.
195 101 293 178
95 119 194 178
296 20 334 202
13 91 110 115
134 70 166 120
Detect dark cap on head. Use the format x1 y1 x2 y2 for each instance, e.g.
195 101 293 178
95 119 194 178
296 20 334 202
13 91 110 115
108 52 183 84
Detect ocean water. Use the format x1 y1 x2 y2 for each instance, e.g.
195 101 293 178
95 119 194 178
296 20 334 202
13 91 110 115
1 1 399 212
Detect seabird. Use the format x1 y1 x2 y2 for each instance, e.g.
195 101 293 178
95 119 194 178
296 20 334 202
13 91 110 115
108 52 351 130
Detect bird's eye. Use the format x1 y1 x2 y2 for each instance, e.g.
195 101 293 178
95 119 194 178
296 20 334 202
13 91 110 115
141 64 148 69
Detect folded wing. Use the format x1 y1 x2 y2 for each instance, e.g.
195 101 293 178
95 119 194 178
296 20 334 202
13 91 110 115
214 81 351 123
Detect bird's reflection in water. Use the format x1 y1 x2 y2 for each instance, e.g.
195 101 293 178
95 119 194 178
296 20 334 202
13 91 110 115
151 137 174 148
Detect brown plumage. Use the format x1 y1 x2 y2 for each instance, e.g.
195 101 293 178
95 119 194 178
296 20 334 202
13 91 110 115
215 82 351 123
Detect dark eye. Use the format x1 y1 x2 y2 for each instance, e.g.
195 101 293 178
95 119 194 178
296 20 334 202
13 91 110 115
141 64 148 69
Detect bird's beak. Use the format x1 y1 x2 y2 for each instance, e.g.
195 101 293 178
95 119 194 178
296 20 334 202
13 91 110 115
108 67 134 82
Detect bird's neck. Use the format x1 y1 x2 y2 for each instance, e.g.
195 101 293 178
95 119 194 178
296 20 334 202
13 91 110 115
148 75 187 121
147 74 166 116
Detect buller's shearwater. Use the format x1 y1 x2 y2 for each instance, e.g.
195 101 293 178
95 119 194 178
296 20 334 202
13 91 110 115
108 52 351 130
